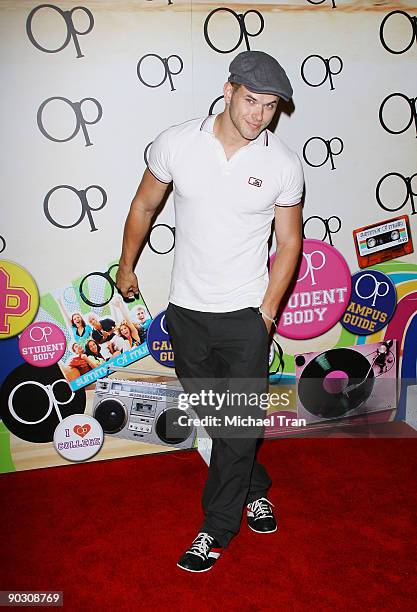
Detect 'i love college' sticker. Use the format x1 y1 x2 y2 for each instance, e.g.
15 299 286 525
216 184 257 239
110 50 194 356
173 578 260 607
54 414 104 462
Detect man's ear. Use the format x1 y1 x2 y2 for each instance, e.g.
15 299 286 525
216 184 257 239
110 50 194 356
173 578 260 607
223 81 233 105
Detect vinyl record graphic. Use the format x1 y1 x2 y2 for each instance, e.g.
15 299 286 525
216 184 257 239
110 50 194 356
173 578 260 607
0 363 86 442
297 348 375 419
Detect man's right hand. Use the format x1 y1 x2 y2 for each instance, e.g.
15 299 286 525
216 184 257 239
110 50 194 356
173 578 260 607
115 266 140 300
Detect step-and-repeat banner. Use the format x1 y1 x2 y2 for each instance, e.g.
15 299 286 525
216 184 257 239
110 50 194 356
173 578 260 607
1 0 416 472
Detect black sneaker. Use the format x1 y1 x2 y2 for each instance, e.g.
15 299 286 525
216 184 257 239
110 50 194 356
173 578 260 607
177 532 223 573
247 497 277 533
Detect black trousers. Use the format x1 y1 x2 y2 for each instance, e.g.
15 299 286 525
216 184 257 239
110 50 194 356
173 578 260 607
165 302 272 547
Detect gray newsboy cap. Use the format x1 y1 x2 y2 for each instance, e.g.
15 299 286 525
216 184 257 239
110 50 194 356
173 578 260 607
228 50 293 101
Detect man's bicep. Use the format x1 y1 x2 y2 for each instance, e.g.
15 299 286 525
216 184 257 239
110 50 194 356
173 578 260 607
132 168 171 213
274 202 303 247
274 154 304 208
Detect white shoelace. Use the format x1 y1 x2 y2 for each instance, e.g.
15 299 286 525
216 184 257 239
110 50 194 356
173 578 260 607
249 497 274 520
189 533 215 560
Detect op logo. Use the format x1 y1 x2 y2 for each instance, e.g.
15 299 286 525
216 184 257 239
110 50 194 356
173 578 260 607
204 8 264 54
274 239 351 340
26 4 94 58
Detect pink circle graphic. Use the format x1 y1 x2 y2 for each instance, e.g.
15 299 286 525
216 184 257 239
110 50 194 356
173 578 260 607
19 322 67 367
274 239 352 340
323 370 349 394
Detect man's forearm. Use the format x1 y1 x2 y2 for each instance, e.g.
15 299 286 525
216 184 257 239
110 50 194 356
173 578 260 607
261 241 302 318
116 169 169 298
119 205 155 271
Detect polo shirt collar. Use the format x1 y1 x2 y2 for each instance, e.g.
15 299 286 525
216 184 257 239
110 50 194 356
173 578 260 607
200 113 268 146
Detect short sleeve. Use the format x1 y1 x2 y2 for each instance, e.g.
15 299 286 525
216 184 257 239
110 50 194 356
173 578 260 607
147 129 173 184
275 153 304 207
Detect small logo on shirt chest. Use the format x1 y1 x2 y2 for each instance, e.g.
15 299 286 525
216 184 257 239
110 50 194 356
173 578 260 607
248 177 262 187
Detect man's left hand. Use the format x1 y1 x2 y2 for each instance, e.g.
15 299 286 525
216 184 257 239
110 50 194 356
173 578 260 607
260 314 274 335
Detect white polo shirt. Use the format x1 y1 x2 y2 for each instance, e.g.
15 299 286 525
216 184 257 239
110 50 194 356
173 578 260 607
148 114 304 312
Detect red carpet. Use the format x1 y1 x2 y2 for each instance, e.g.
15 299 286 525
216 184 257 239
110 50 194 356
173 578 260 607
1 435 417 611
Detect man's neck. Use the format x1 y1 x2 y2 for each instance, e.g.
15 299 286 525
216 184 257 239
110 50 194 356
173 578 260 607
213 111 250 155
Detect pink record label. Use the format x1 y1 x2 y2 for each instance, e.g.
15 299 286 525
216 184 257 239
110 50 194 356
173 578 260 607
19 322 67 367
274 239 351 339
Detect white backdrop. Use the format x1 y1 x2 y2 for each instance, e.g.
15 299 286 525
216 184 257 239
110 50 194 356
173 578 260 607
1 0 416 472
1 0 416 314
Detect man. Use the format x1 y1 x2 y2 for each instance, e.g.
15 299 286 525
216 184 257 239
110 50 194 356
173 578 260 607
87 313 116 359
116 51 304 572
88 313 116 343
130 305 151 343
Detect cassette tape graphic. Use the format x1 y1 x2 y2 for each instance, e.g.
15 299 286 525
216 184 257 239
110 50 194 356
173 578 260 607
353 214 413 268
295 340 397 424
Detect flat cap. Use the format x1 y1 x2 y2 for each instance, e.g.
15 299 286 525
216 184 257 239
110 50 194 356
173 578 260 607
228 50 293 101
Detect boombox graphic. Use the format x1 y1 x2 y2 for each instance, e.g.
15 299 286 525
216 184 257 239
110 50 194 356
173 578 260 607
92 377 196 449
295 340 397 424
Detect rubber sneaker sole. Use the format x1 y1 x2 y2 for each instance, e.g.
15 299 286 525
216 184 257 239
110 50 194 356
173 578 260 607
248 523 278 534
176 562 215 573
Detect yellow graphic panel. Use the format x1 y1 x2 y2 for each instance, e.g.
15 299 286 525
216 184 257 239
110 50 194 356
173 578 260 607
0 260 39 339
